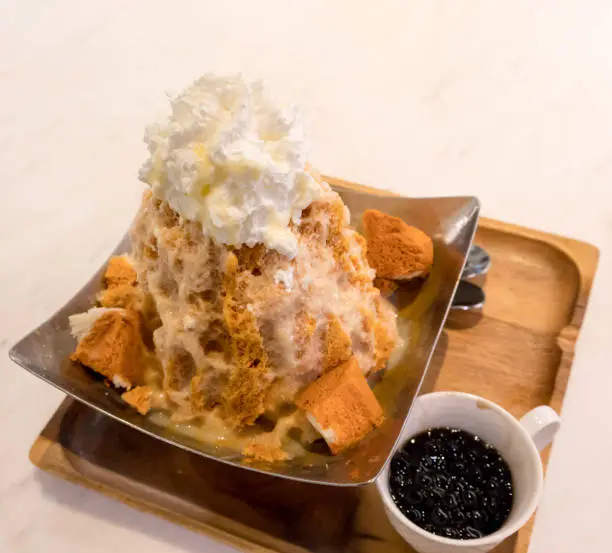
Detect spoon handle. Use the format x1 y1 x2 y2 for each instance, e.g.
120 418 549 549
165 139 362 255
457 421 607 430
462 244 491 280
450 280 486 311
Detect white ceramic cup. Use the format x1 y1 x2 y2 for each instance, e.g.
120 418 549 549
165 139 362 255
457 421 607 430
376 392 561 553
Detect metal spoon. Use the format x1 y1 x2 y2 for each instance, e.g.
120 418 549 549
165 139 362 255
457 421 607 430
461 244 491 280
450 245 490 311
451 280 486 311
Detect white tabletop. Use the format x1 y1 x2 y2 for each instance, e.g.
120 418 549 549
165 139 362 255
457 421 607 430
2 1 611 552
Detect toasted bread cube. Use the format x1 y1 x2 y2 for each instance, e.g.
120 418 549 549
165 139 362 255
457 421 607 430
122 386 153 415
296 357 384 454
70 309 144 388
363 209 433 280
104 255 137 288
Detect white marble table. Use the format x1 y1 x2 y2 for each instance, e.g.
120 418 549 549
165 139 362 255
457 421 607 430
2 1 611 552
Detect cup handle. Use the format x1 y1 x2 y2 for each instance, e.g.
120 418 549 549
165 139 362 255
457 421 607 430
519 405 561 452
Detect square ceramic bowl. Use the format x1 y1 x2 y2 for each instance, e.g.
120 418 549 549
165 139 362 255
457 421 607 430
10 183 479 486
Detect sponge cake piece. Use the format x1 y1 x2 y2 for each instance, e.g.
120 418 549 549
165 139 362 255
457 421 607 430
70 308 145 389
363 209 433 280
296 357 384 454
104 255 138 287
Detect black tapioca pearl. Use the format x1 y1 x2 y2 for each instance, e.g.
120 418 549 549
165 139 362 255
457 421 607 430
388 427 513 540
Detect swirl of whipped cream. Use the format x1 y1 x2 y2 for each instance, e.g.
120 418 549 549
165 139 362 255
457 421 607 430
140 74 323 259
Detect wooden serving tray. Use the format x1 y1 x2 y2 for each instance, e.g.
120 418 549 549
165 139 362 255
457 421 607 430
29 178 598 553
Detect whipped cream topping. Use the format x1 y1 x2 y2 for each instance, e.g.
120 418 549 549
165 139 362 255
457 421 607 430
140 74 323 258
